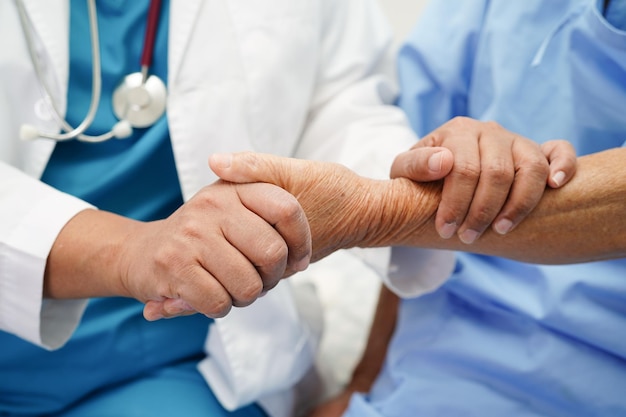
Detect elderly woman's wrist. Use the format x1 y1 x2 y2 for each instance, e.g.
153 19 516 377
359 177 441 248
308 175 379 259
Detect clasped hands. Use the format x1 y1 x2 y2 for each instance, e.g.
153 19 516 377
141 117 575 319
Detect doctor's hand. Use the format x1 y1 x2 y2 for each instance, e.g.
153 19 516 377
44 181 311 321
392 117 577 244
138 181 312 320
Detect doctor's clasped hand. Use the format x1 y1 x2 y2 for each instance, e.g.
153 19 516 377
45 181 311 321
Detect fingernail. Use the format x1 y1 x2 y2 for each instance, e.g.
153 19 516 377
459 229 479 244
428 151 445 172
494 218 513 235
439 222 457 239
551 170 566 187
210 153 232 169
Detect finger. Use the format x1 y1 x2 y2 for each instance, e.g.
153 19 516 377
197 234 267 307
218 191 289 291
143 298 196 321
541 140 577 188
144 300 166 321
492 141 549 235
456 132 515 244
235 183 312 277
390 147 454 181
171 265 235 318
210 155 312 275
434 135 481 239
209 152 289 186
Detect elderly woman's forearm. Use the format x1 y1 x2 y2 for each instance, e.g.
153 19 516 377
208 150 626 265
352 148 626 264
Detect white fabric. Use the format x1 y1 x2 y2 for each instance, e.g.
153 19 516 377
0 0 454 415
199 282 322 417
386 247 456 299
0 163 90 349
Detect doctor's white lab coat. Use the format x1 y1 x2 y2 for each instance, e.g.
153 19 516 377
0 0 437 416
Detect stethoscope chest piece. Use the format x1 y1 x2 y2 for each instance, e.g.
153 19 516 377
113 72 167 128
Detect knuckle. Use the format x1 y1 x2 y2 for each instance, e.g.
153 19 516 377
483 120 502 131
403 157 423 178
525 156 550 179
443 116 473 134
235 151 258 168
438 193 472 229
542 139 571 153
466 206 497 229
206 295 233 318
440 209 464 227
153 244 182 273
540 141 553 153
262 238 289 267
237 151 266 176
453 161 481 182
507 199 537 219
565 154 577 169
438 197 467 224
482 160 514 185
449 116 472 127
174 215 206 242
500 190 543 222
194 189 223 210
418 132 440 147
236 279 264 306
553 139 571 148
275 194 303 221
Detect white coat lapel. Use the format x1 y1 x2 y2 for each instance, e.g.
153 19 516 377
19 0 69 104
14 0 67 179
168 0 203 85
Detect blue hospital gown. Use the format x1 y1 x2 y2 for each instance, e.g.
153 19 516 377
345 0 626 416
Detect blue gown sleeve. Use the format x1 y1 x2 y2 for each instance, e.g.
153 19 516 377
396 0 489 137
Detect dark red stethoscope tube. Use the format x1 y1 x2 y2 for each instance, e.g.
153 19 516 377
140 0 163 69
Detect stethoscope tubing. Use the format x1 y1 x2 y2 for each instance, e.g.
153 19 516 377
16 0 107 142
16 0 164 143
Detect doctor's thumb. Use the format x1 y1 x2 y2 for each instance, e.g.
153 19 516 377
390 147 454 182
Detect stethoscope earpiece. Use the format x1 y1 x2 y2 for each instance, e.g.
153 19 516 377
19 124 41 141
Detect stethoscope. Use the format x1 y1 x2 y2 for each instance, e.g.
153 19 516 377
16 0 167 143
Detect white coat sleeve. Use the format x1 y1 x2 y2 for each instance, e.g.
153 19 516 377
0 162 92 349
294 0 454 296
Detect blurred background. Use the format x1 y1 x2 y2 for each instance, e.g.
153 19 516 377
378 0 430 42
